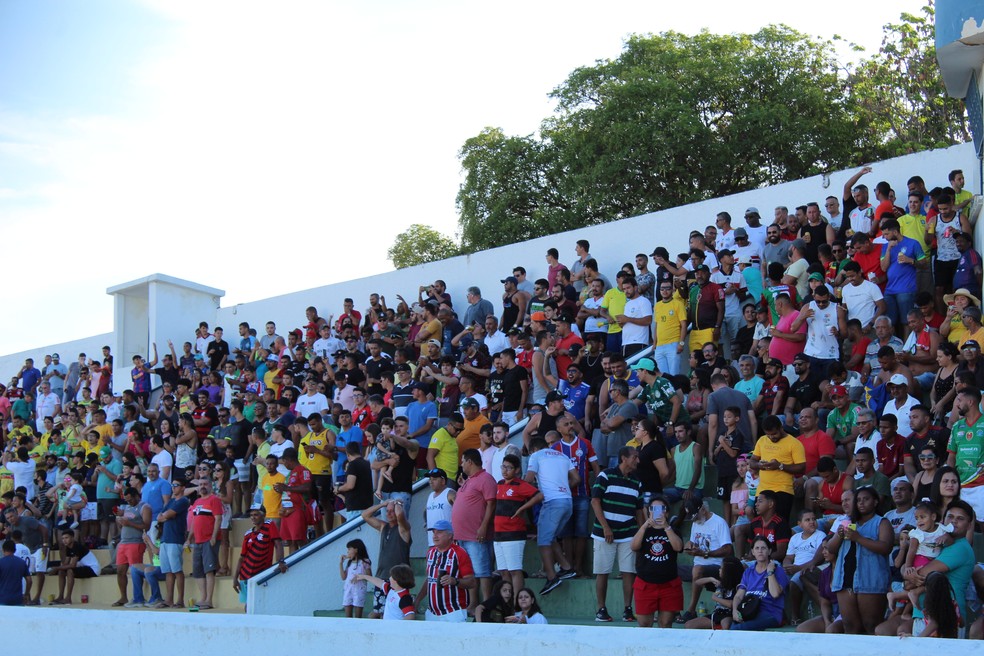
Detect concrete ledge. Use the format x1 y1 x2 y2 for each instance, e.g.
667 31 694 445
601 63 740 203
0 607 960 655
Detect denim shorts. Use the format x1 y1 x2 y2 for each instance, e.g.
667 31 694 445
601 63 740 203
536 499 573 546
460 539 494 578
158 543 184 575
559 495 590 539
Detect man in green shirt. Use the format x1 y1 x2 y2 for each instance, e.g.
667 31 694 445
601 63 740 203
947 388 984 484
628 358 686 426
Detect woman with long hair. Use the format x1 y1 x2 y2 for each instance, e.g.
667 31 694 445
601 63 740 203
507 587 547 624
929 342 960 423
212 461 235 576
828 486 893 635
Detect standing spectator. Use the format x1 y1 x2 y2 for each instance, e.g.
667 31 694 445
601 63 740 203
630 496 684 628
570 239 592 292
953 231 983 300
276 448 312 552
233 504 287 610
425 469 455 545
590 446 644 623
115 487 151 607
188 478 223 610
615 277 652 358
663 423 704 506
554 415 600 577
768 293 807 366
525 437 579 595
750 416 806 522
598 381 638 469
416 520 476 622
711 249 748 359
828 486 893 635
685 264 724 353
463 287 495 328
926 193 970 308
0 539 29 606
361 500 412 619
493 454 541 593
451 449 497 608
879 218 925 327
157 478 190 608
652 281 688 376
335 442 373 522
705 372 757 454
840 261 887 333
791 284 842 377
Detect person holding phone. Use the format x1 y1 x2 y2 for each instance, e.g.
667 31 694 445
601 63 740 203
630 496 683 628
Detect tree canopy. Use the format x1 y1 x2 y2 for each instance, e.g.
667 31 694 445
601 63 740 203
387 224 459 269
387 3 969 262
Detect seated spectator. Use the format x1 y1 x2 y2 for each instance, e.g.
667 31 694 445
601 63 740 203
782 509 826 625
508 587 548 624
678 499 733 624
729 535 788 631
474 578 514 623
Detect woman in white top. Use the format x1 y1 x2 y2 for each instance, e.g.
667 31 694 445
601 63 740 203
507 587 548 624
173 414 199 469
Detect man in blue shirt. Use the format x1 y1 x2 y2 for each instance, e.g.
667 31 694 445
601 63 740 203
879 218 925 328
0 540 29 606
157 478 190 608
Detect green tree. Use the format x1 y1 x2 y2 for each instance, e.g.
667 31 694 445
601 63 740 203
457 26 866 252
845 1 969 157
387 224 459 269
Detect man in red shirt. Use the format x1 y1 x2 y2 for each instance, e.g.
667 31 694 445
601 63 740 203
875 415 906 479
794 407 835 494
233 504 287 610
553 315 584 378
274 448 312 554
416 520 476 621
850 233 886 290
188 479 224 610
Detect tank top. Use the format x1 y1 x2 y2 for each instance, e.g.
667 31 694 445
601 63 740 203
934 214 960 261
534 409 562 438
672 441 704 489
820 473 847 515
376 522 411 579
425 488 453 546
502 293 519 329
799 222 828 262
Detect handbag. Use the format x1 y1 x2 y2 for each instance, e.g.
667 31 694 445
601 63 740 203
737 594 760 620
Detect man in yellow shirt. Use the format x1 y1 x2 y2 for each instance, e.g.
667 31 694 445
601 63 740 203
426 415 462 480
300 413 336 534
749 415 805 522
600 271 629 353
653 282 688 376
259 455 286 523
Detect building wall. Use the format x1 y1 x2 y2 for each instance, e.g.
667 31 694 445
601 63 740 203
218 143 978 336
0 606 958 655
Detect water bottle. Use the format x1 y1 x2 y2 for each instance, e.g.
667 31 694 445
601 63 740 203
806 600 815 619
642 492 652 507
697 601 707 617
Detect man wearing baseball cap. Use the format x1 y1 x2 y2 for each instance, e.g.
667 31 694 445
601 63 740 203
417 519 475 622
882 374 919 437
825 385 862 456
501 276 530 331
685 264 725 353
630 358 684 427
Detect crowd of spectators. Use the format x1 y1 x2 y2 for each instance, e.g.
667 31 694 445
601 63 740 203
0 166 982 638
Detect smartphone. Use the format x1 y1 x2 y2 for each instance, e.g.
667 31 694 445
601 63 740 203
651 504 664 519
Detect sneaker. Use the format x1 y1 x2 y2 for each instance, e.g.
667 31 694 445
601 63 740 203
124 601 144 608
674 610 697 624
557 568 577 580
622 606 637 622
145 600 162 608
69 521 79 529
595 606 613 622
539 577 563 596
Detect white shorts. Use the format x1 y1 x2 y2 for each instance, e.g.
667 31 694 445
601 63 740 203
592 538 636 575
220 504 232 530
29 548 48 574
80 502 98 522
500 411 519 427
493 540 526 571
425 608 467 622
342 583 367 607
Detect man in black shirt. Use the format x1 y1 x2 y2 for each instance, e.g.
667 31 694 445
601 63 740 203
784 354 823 429
225 400 253 517
205 327 230 371
363 340 394 398
377 416 419 510
498 348 528 426
335 442 374 520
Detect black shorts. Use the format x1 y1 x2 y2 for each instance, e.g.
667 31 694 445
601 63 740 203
311 475 335 511
716 476 736 502
934 259 958 292
97 499 118 520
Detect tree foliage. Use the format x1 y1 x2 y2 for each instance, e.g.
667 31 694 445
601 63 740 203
387 224 459 269
845 1 970 157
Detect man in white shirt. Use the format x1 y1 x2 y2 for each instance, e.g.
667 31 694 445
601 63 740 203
311 324 343 365
482 316 510 356
710 249 748 360
526 435 579 595
149 437 173 481
294 377 329 418
840 261 887 333
34 382 61 432
790 284 842 376
618 277 653 359
881 375 919 437
679 500 733 623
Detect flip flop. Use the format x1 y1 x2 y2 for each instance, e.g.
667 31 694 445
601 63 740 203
112 600 127 607
197 604 213 610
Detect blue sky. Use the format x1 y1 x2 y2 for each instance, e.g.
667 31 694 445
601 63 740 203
0 0 927 356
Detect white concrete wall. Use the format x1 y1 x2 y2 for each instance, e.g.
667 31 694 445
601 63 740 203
0 606 960 655
219 143 979 333
0 333 113 391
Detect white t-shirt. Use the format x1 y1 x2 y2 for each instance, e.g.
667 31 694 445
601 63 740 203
853 431 883 463
804 300 840 361
582 296 608 333
710 269 747 317
7 459 36 494
716 230 736 253
527 448 574 502
841 280 884 328
684 250 719 271
882 396 919 437
689 513 732 566
787 529 826 566
743 225 768 253
35 393 61 431
151 450 174 480
621 296 653 346
785 258 810 299
849 205 874 235
312 336 344 363
295 393 329 418
735 243 764 266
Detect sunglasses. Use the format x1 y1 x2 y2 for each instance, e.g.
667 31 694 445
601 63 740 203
918 454 936 460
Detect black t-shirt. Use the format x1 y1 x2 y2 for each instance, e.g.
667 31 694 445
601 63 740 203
226 419 252 460
487 371 504 407
342 457 374 512
580 354 605 390
64 542 91 566
635 527 678 584
153 366 180 389
478 595 512 623
734 325 755 359
905 427 949 469
364 356 394 397
636 440 668 494
344 368 366 388
955 362 984 389
381 444 415 494
500 365 527 412
789 372 823 409
206 339 230 370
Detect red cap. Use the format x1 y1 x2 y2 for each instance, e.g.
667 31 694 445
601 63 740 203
829 384 848 398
